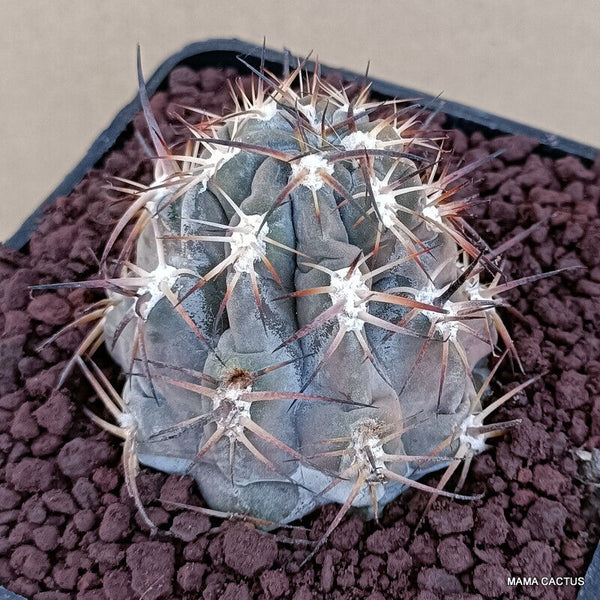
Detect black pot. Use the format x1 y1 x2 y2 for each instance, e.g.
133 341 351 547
2 38 598 600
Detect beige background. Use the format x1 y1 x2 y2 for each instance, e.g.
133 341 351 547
2 0 599 242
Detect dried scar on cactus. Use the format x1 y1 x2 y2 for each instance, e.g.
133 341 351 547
34 49 563 556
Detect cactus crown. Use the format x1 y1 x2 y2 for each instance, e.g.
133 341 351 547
41 53 554 559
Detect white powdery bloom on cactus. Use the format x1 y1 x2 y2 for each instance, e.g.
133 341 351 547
422 201 443 229
213 385 253 437
229 213 269 274
458 414 488 453
194 145 241 192
369 175 402 229
350 419 387 473
117 412 138 432
340 130 383 151
248 97 278 122
328 267 370 332
292 154 334 191
137 263 180 318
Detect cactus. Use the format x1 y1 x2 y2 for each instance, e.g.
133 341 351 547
39 54 557 558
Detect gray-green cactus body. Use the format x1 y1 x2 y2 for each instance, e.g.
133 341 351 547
102 81 495 525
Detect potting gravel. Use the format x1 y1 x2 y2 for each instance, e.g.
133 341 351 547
0 64 599 600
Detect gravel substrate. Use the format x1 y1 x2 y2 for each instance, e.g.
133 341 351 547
0 64 599 600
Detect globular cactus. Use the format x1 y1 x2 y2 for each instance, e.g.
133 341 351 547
43 55 553 557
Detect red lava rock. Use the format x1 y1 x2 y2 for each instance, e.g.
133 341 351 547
93 467 119 492
524 498 568 541
580 223 600 266
472 563 510 597
10 545 50 580
260 569 290 599
329 513 364 551
73 509 96 532
0 390 25 410
428 502 474 535
417 566 462 595
409 533 437 566
32 524 60 551
336 562 356 588
222 523 278 577
135 506 169 531
437 537 474 574
7 440 29 463
102 568 133 600
3 310 31 337
555 369 589 409
0 485 20 509
42 489 78 514
169 510 211 541
489 134 538 162
510 540 554 580
53 564 79 590
291 585 313 600
555 156 596 182
495 441 521 479
0 408 13 433
532 463 569 497
0 432 12 452
21 496 47 525
320 551 335 592
98 502 131 542
131 471 163 505
168 65 200 89
510 417 552 461
25 366 60 398
386 547 413 579
33 391 73 435
57 437 115 478
72 478 100 509
60 522 80 550
482 166 521 192
126 541 175 600
10 457 55 492
31 432 63 456
182 538 208 562
358 555 385 589
78 571 101 591
87 542 125 569
529 186 572 207
413 593 438 600
2 268 36 309
176 562 207 592
221 582 251 600
159 473 194 506
488 197 518 222
10 403 40 440
27 294 72 325
512 488 537 507
474 502 510 546
11 578 40 598
18 356 45 379
76 588 107 600
9 522 35 546
365 522 410 554
0 334 26 393
35 592 72 600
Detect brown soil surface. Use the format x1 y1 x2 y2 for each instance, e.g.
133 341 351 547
0 64 599 600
